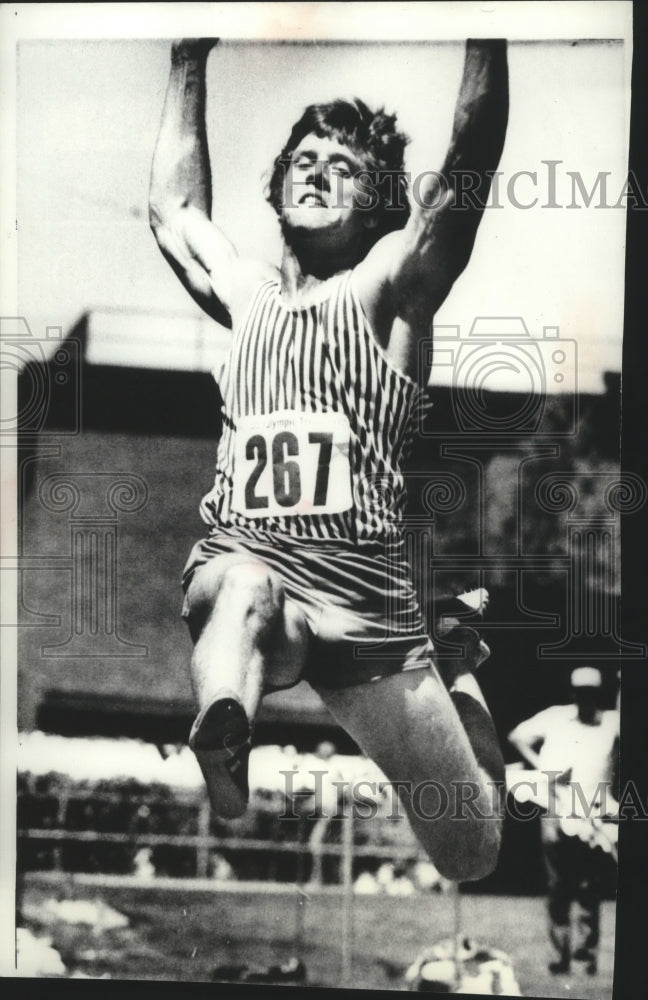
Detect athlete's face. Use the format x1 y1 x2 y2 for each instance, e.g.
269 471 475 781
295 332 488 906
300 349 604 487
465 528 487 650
281 133 377 246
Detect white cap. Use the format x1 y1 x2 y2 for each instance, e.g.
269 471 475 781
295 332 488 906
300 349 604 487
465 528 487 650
571 666 602 688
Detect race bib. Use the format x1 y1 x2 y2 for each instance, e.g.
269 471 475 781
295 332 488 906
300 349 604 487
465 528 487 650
232 409 353 519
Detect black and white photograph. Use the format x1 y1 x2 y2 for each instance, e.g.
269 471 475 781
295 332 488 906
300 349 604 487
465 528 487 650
1 2 646 996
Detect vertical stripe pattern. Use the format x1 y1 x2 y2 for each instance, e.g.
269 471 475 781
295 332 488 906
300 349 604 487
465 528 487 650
200 270 427 542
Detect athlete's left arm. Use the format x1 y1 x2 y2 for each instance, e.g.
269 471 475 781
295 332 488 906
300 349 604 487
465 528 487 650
405 39 508 292
356 40 509 377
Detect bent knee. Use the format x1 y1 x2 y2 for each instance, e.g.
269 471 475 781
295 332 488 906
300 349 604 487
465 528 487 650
219 560 283 603
185 558 284 632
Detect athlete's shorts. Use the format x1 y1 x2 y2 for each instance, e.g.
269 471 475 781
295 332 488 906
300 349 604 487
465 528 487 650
181 524 434 691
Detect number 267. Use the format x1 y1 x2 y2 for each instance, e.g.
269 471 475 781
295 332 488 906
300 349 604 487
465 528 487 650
244 431 333 510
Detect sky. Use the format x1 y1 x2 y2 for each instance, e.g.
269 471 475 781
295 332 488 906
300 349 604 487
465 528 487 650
12 7 632 394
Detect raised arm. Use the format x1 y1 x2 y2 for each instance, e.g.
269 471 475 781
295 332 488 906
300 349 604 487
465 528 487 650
149 39 236 328
406 39 508 293
355 40 509 374
433 39 509 273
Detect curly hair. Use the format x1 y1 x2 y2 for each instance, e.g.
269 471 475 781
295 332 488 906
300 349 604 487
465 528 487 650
266 98 410 243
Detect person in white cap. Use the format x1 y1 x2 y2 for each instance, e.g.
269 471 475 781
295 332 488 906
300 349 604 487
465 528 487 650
508 667 619 976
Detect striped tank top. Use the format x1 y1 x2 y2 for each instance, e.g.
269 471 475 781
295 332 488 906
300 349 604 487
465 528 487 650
200 269 427 543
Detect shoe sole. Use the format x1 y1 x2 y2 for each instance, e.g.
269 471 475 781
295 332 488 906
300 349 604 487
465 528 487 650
189 696 251 818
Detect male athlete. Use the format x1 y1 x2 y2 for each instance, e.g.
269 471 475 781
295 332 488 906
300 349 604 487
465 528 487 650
150 37 509 881
509 668 619 974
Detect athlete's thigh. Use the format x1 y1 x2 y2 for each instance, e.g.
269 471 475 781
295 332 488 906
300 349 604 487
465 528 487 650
315 666 481 798
183 551 265 639
184 551 309 686
266 598 309 689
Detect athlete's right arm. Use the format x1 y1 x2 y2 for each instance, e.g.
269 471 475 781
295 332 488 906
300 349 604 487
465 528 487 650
149 39 236 329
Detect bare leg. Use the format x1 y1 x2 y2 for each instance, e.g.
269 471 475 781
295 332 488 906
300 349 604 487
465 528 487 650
434 626 506 790
184 554 308 816
316 664 503 882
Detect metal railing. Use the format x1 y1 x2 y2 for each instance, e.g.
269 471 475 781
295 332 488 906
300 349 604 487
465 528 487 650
18 780 424 881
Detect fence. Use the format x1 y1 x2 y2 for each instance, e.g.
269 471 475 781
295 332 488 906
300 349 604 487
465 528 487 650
17 773 429 885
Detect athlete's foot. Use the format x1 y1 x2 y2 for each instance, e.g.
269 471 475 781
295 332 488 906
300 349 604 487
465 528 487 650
189 693 252 818
457 587 489 615
435 625 490 690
